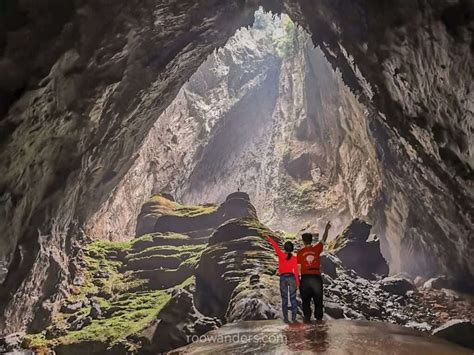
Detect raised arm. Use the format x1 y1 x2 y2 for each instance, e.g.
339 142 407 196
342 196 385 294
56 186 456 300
266 236 283 258
321 221 332 243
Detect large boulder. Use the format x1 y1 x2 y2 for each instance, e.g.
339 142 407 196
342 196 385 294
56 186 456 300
135 192 257 237
194 218 277 319
208 218 263 244
379 276 415 296
432 319 474 350
324 302 344 319
225 191 250 202
423 276 455 290
140 287 221 354
225 274 280 322
330 219 389 280
320 252 341 279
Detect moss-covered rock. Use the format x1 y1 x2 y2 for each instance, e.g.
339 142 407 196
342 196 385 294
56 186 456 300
225 274 280 322
24 239 173 353
23 234 201 354
22 193 276 354
133 266 194 290
195 217 278 319
125 255 182 271
139 281 221 353
131 232 203 251
135 192 257 237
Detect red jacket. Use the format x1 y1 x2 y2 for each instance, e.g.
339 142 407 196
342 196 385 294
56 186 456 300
266 236 300 286
297 243 323 275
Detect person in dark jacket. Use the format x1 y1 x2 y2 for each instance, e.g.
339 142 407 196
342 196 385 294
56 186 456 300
266 236 300 323
297 221 331 323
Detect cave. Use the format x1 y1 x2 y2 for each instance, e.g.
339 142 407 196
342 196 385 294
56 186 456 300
0 1 473 353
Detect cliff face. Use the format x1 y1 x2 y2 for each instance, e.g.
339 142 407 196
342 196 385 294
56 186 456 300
0 0 260 333
179 18 382 235
285 0 474 282
0 0 472 335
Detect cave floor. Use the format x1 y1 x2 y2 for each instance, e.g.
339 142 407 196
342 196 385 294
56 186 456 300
170 319 470 354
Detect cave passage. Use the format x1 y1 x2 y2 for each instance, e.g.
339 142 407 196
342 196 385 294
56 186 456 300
0 2 473 353
88 8 378 248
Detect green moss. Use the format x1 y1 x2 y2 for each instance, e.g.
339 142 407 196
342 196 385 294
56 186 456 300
143 195 218 219
23 333 48 351
174 204 217 217
59 291 171 346
68 240 146 304
128 254 180 264
24 232 206 352
126 243 206 271
27 290 170 351
238 217 274 237
87 240 132 254
180 253 201 269
127 243 206 261
131 232 193 250
281 231 298 240
134 234 153 243
174 276 195 290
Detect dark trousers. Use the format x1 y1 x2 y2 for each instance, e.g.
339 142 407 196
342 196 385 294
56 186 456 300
300 274 323 321
279 274 297 321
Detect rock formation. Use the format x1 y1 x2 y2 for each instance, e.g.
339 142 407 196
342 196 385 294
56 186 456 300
135 192 257 237
16 193 278 353
0 0 472 340
433 319 474 350
329 218 389 280
9 193 472 354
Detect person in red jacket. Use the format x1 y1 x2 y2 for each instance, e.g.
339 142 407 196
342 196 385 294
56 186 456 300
266 236 300 323
297 221 331 323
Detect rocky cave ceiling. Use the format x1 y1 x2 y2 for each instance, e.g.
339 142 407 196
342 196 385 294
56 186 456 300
0 0 472 334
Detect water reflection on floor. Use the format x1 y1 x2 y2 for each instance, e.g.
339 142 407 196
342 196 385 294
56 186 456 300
170 319 470 354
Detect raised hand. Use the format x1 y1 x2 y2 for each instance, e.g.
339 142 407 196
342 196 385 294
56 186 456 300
322 221 331 243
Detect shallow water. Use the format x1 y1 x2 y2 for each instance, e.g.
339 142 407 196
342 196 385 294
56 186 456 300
170 319 471 354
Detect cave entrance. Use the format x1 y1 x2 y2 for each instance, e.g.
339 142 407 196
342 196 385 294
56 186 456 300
1 6 389 336
88 8 379 246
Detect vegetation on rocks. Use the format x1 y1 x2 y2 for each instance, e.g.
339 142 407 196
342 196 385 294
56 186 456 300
23 234 204 353
238 217 275 237
17 193 473 354
131 232 202 250
142 194 218 219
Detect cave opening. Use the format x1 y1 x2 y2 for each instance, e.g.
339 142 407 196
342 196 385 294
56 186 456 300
0 1 473 352
87 8 378 248
82 8 394 331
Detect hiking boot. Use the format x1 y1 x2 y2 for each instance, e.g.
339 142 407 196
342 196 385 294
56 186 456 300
303 318 311 324
283 318 290 324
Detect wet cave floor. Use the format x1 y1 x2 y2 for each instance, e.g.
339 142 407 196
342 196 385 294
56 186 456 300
171 319 471 355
